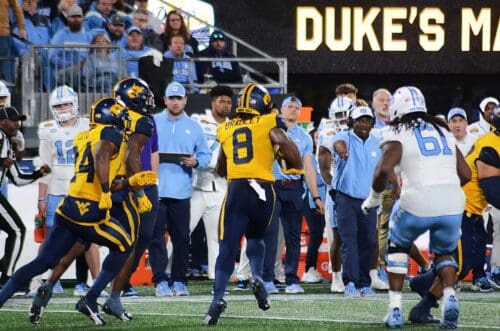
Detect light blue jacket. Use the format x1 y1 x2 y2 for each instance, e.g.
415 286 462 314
154 111 212 199
331 130 381 199
273 123 313 181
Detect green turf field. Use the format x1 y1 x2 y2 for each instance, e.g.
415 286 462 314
0 281 498 330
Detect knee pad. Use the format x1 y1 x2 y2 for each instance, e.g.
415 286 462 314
385 241 410 275
434 253 458 271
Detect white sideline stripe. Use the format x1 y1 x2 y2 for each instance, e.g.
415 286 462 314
1 308 499 329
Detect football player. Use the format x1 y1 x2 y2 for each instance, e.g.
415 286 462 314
35 86 98 296
317 95 354 293
361 86 471 328
204 83 303 325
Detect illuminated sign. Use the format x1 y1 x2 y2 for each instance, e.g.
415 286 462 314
207 0 500 74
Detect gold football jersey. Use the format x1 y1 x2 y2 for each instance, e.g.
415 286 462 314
216 113 280 181
68 125 125 201
463 132 500 215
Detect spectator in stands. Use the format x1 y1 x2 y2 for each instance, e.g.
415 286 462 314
0 0 26 83
99 14 127 47
132 8 161 51
151 82 212 296
164 35 198 92
161 10 198 57
50 0 76 36
84 0 116 30
49 5 94 89
82 33 119 92
118 25 162 77
133 0 162 34
13 0 52 91
196 30 242 84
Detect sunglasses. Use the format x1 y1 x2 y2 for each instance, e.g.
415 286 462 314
211 33 224 40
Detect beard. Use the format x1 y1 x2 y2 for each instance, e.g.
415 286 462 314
68 21 82 32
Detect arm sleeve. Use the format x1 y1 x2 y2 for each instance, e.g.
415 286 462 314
7 163 42 186
100 126 123 148
477 146 500 168
194 124 212 169
135 116 154 137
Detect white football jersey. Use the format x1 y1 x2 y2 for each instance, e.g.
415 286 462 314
456 133 476 156
317 118 343 187
467 115 490 140
37 117 90 195
381 124 465 217
191 109 226 192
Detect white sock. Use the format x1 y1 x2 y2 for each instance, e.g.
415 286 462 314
443 286 456 302
370 269 378 279
334 272 342 280
388 290 402 309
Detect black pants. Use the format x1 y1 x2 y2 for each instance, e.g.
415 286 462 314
0 193 26 283
303 199 326 270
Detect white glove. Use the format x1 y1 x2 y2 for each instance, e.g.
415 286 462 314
361 188 381 215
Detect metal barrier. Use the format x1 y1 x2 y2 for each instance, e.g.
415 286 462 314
153 0 288 93
22 44 125 127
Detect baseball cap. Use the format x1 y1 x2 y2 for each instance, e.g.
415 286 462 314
350 106 374 120
165 82 186 97
127 26 143 35
210 30 225 42
0 106 27 121
281 96 302 108
66 5 83 17
447 107 467 122
479 97 499 112
110 14 125 26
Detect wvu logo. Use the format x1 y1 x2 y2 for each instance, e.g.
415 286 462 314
127 84 145 100
76 201 90 216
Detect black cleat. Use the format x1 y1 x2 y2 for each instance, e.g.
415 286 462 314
29 284 53 325
102 299 133 321
75 297 106 326
251 278 270 311
203 299 227 326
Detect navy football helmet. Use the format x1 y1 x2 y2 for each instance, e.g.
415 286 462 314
113 77 155 114
236 83 272 116
90 97 128 128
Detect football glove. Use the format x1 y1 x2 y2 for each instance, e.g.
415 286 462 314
282 168 304 175
128 170 158 187
361 188 381 215
136 191 153 214
98 191 112 210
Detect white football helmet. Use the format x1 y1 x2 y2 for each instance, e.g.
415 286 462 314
328 96 355 131
390 86 427 120
0 80 11 107
49 85 79 122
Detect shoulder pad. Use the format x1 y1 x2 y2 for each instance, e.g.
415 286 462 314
39 120 56 128
478 146 500 168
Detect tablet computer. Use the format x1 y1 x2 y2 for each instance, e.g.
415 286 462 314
159 152 191 164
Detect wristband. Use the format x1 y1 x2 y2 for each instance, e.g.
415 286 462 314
101 182 110 193
38 197 46 201
313 196 321 201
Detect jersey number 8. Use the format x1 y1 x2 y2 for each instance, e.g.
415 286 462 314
232 127 253 164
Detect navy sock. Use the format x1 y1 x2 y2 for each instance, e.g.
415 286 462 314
246 239 265 280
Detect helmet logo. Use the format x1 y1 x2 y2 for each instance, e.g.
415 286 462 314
127 84 145 99
263 93 271 106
